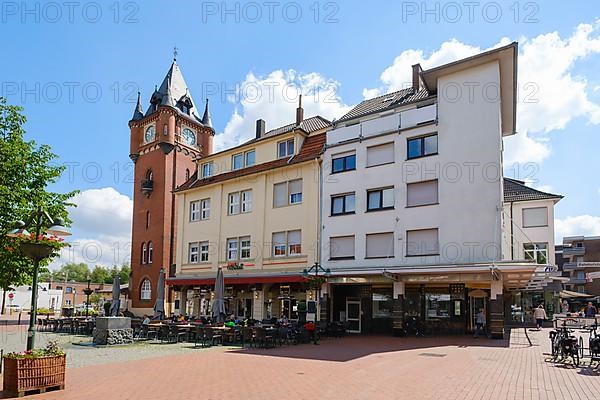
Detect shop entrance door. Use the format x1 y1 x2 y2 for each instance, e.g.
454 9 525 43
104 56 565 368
346 299 361 333
468 289 488 332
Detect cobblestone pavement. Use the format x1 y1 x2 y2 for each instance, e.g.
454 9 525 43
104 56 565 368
2 326 600 400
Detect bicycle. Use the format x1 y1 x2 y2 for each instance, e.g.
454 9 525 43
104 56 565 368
550 319 581 367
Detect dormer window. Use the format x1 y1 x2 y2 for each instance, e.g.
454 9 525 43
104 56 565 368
278 139 294 158
201 162 214 178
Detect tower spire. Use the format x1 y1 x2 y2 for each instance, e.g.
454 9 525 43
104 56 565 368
173 46 178 61
131 92 144 121
202 98 213 129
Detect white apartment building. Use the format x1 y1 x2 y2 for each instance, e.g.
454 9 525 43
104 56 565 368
319 43 555 336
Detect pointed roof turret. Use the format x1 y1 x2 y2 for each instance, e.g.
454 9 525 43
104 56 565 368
152 60 201 120
131 92 144 121
202 98 213 129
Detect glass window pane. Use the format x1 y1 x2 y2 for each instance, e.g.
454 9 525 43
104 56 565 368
407 138 422 159
278 142 286 158
368 191 381 210
233 154 243 170
245 150 255 166
332 197 344 214
287 140 294 155
424 135 438 155
345 194 356 212
346 155 356 170
332 158 344 173
274 183 287 207
382 188 394 208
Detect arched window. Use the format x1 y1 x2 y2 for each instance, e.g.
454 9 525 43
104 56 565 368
141 242 147 264
163 124 168 136
140 279 152 300
146 211 151 229
185 168 190 181
146 170 153 181
148 241 153 264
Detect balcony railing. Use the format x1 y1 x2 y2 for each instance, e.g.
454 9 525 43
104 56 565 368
569 277 587 285
327 103 437 145
563 262 583 271
563 246 585 256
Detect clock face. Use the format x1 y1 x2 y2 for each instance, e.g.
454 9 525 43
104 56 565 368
144 126 156 143
182 128 196 146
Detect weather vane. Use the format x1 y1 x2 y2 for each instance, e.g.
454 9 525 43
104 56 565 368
173 46 179 61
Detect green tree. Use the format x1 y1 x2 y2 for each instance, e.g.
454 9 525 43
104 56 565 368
90 265 111 284
0 97 77 313
119 263 131 284
52 262 90 283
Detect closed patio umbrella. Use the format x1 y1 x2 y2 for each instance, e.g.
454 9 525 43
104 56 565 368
153 268 166 320
211 267 226 323
109 275 121 316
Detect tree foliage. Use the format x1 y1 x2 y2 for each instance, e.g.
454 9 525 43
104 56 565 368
0 97 78 312
41 262 130 285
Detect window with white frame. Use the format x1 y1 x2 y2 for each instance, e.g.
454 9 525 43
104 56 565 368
406 180 438 207
227 238 239 261
406 229 439 256
201 162 214 178
241 190 252 213
522 207 548 228
367 187 394 211
228 192 240 215
330 236 355 260
277 138 295 158
245 150 256 167
272 230 301 257
524 243 548 264
190 200 200 221
141 242 147 264
232 153 244 170
140 279 152 300
273 179 303 207
366 142 394 167
366 232 394 258
240 236 251 259
147 241 153 264
200 241 209 262
189 242 199 263
200 199 210 220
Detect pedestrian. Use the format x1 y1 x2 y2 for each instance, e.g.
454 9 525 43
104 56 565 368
584 302 597 318
533 305 547 329
474 308 486 338
142 315 151 325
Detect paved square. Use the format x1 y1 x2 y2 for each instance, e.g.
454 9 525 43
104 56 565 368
2 326 599 400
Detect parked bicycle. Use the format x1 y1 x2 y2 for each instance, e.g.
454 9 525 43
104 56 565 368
549 319 582 367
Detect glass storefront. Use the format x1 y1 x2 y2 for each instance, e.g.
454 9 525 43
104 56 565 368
510 290 560 324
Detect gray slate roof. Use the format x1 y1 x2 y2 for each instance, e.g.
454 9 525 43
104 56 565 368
503 178 563 202
338 88 432 122
262 115 331 138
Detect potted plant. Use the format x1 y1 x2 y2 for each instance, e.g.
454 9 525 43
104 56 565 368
3 340 66 397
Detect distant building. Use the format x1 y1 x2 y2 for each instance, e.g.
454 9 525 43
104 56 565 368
560 236 600 295
1 283 62 313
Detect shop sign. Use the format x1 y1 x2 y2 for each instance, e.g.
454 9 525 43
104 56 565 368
226 262 244 271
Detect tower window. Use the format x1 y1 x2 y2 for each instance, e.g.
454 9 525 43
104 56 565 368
146 170 153 181
148 241 153 264
146 211 151 229
141 242 147 264
140 279 152 300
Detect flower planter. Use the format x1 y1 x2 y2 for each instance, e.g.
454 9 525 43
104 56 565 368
19 242 55 260
3 355 66 397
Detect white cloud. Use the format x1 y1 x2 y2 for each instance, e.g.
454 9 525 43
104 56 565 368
214 70 352 151
363 20 600 165
49 188 132 270
555 215 600 242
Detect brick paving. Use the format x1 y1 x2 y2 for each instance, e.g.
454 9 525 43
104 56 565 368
2 328 600 400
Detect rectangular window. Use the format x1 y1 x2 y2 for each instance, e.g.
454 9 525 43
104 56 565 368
366 232 394 258
332 153 356 173
227 238 238 261
241 190 252 213
274 179 303 207
201 162 214 178
272 232 287 257
289 179 302 204
200 242 209 262
330 236 355 260
189 242 199 263
524 243 548 264
406 229 439 256
240 236 251 260
228 192 240 215
366 142 394 167
65 287 73 294
232 153 244 170
406 180 438 207
407 134 438 159
190 200 200 221
278 138 294 158
522 207 548 227
331 193 356 215
288 230 302 255
245 150 256 167
367 187 394 211
200 199 210 220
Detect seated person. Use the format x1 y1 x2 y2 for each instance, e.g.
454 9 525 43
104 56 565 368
142 315 151 325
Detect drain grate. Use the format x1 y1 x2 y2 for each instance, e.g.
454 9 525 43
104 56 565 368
418 352 447 358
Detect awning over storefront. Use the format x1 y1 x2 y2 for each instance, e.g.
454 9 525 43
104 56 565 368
167 274 307 287
559 290 592 299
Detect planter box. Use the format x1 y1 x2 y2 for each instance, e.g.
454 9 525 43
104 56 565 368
3 355 65 397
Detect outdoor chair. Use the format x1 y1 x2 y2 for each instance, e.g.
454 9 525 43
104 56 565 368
255 327 275 348
241 327 255 348
158 325 171 343
194 327 208 348
169 324 187 343
206 328 222 346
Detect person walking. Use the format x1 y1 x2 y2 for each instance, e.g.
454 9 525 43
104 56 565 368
474 309 486 338
584 302 598 318
533 305 547 330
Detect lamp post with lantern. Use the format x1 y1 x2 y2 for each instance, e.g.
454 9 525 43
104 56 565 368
302 262 331 345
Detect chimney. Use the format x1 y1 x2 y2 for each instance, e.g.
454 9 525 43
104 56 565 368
296 94 304 126
256 119 266 139
412 64 423 92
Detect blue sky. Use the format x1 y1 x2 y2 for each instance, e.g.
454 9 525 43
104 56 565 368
1 1 599 267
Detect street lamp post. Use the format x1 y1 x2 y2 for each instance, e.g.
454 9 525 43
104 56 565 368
83 279 93 318
6 207 70 351
303 262 331 345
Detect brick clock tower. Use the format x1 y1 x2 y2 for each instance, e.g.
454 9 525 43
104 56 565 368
128 59 214 314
